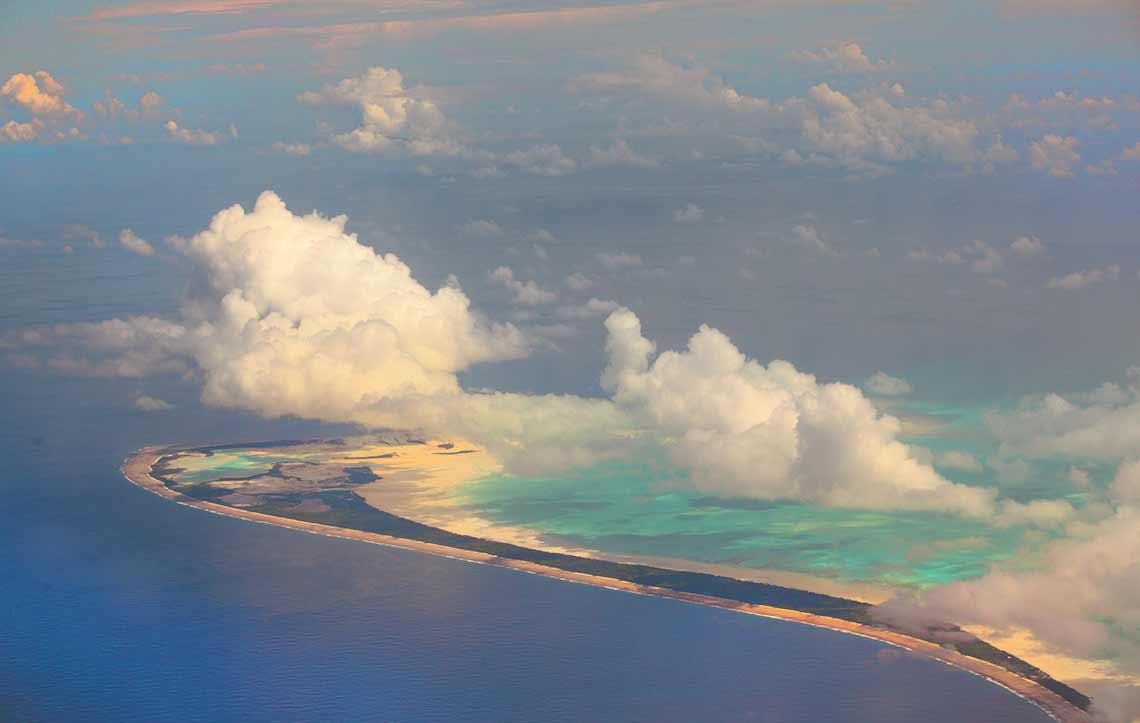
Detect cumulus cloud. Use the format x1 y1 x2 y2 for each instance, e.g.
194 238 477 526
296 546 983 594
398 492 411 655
564 271 594 290
570 52 770 112
987 368 1140 461
503 144 576 176
887 372 1140 710
572 56 1006 175
1047 264 1119 290
596 252 643 271
93 90 165 122
10 191 528 418
586 139 659 168
864 371 913 396
118 229 156 256
1028 134 1080 178
1009 235 1044 256
164 120 223 146
133 395 173 411
272 141 312 156
673 203 704 223
555 298 620 320
300 66 461 156
601 309 1064 520
63 224 104 248
789 224 838 256
460 219 503 238
0 118 45 142
936 450 984 473
788 42 893 73
907 239 1002 274
489 266 558 305
1 71 82 120
878 500 1140 716
786 83 980 172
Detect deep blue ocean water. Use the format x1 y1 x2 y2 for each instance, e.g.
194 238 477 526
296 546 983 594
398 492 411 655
0 375 1052 722
0 247 1051 721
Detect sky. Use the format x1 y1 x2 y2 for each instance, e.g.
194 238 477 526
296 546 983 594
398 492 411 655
2 0 1140 718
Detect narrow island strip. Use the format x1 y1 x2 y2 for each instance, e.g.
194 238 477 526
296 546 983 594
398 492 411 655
123 444 1090 723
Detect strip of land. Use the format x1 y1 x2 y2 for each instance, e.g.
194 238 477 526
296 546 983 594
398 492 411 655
124 445 1090 723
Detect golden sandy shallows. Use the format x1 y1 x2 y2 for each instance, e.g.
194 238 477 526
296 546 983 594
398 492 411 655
125 446 1089 723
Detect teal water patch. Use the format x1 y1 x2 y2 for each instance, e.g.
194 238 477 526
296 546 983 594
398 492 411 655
167 450 307 484
455 461 1044 590
451 398 1088 591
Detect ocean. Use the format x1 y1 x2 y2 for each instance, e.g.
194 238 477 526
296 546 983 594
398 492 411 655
0 245 1051 722
0 374 1051 722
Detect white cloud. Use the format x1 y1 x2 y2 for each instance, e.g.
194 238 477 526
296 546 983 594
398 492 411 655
1086 159 1118 176
936 450 984 473
1028 134 1080 178
300 66 461 156
489 266 558 306
1068 465 1092 489
790 224 838 256
864 371 913 396
596 252 643 271
504 144 576 176
573 56 1006 175
164 120 223 146
0 118 45 142
988 369 1140 461
1009 235 1044 256
786 83 980 171
878 502 1140 673
556 298 619 320
38 192 526 420
133 395 172 411
118 229 156 256
979 137 1019 174
601 309 1063 521
963 239 1003 274
564 272 594 291
93 90 164 123
460 219 503 238
63 224 104 248
908 239 1002 274
788 42 893 73
1 71 82 120
570 52 770 112
673 203 704 223
272 141 312 156
1047 264 1119 290
586 139 659 168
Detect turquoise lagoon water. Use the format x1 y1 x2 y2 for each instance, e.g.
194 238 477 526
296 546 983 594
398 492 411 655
160 400 1092 592
456 401 1094 591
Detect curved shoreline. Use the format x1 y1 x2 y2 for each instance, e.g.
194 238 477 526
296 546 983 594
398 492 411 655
123 445 1089 723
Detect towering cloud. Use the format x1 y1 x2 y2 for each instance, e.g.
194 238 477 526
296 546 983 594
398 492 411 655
601 310 1018 518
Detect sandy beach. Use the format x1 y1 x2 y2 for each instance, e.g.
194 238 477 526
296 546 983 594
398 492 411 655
124 445 1090 723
